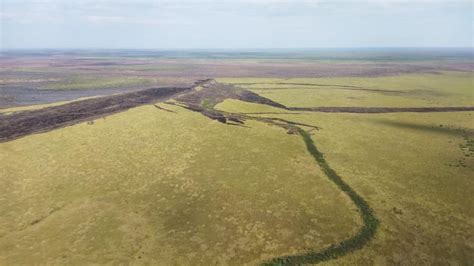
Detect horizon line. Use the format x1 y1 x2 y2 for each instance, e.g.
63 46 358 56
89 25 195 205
2 47 473 51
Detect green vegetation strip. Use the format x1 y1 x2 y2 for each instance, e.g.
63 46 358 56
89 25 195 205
263 127 379 265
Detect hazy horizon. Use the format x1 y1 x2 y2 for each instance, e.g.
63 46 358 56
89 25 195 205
1 0 473 50
2 47 474 51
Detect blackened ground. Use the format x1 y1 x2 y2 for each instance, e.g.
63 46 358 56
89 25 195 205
290 106 474 113
237 90 288 109
1 79 473 143
0 86 142 109
0 86 191 142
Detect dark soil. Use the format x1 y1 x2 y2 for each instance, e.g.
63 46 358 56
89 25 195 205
172 80 288 124
176 79 238 107
171 102 244 124
0 86 193 142
176 80 287 109
153 104 176 113
1 77 472 264
2 78 473 143
290 106 474 113
0 86 141 109
233 82 406 95
233 82 365 89
237 90 287 109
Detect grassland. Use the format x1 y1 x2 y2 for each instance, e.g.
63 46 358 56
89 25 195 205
214 71 473 264
0 55 473 264
218 72 474 108
0 104 360 264
284 111 473 265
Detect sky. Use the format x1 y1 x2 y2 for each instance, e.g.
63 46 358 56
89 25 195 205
0 0 472 49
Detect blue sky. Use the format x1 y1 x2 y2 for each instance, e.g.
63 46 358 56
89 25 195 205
0 0 472 49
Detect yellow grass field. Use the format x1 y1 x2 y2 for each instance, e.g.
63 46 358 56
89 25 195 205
1 71 473 264
0 104 359 264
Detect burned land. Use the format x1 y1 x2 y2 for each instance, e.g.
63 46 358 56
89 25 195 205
2 78 472 143
1 51 472 107
1 51 473 265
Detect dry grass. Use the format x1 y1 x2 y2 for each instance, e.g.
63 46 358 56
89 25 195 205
219 72 474 108
216 97 474 264
0 103 359 264
1 70 472 264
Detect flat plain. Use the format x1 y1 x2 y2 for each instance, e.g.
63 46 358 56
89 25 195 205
0 49 473 265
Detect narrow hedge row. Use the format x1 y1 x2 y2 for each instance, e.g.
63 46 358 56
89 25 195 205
263 127 379 265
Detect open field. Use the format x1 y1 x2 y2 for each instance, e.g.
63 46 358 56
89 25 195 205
219 72 473 108
0 103 360 265
0 50 473 265
1 49 472 108
216 99 474 264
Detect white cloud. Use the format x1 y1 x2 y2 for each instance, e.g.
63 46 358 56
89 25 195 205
86 15 167 25
2 0 470 26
